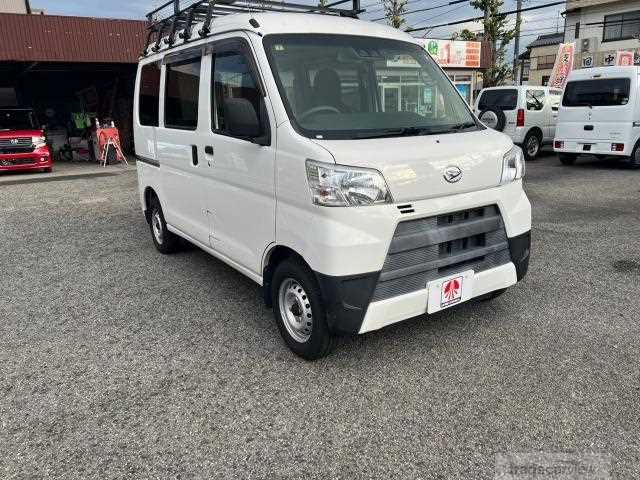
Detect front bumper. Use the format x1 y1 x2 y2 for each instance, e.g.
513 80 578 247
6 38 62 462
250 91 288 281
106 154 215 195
0 146 53 172
317 229 531 335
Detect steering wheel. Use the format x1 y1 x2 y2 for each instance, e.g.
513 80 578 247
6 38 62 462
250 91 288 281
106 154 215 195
299 105 341 122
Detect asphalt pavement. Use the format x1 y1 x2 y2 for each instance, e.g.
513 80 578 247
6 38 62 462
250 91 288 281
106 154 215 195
1 152 639 479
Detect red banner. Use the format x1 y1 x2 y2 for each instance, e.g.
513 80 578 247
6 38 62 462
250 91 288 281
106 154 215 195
548 42 575 90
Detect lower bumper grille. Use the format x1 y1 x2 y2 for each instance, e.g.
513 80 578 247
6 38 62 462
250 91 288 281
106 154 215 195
0 158 37 166
372 205 511 301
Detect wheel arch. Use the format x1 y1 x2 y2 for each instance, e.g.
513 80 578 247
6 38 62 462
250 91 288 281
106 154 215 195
143 186 159 224
262 244 311 307
526 126 543 140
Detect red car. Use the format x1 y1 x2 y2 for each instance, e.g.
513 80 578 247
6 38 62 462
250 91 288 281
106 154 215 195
0 108 53 173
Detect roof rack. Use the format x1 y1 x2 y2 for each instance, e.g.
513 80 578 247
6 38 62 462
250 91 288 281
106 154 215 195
143 0 365 56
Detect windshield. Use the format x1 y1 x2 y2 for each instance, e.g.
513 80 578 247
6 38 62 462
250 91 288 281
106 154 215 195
263 34 479 139
563 78 630 107
0 110 35 130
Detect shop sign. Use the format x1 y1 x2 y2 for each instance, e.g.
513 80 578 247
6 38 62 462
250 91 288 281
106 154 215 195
582 54 594 68
603 53 616 66
420 39 482 68
616 51 634 66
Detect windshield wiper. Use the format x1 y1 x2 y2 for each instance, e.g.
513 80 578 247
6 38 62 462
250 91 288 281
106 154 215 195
353 127 433 139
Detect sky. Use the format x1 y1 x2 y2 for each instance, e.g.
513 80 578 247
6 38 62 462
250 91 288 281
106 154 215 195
32 0 566 55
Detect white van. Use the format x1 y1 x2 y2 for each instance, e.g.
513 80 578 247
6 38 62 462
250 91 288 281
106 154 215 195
475 86 563 161
134 0 532 359
554 66 640 168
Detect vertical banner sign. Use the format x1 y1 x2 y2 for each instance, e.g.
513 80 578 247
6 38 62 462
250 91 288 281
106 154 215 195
616 51 634 66
548 42 575 89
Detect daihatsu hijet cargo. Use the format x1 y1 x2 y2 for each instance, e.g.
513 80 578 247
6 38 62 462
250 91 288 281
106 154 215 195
554 66 640 168
134 0 532 359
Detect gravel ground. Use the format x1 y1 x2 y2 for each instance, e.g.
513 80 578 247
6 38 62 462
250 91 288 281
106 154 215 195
1 153 639 479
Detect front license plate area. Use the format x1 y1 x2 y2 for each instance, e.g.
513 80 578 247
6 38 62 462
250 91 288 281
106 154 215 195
583 144 591 151
427 270 474 314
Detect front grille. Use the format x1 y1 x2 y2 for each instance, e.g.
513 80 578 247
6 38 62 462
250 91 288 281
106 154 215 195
372 205 511 301
0 137 34 154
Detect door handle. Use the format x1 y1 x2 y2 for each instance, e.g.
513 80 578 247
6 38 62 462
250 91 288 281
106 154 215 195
191 145 198 166
205 145 214 155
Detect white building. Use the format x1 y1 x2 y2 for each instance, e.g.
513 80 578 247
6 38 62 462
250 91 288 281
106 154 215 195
565 0 640 69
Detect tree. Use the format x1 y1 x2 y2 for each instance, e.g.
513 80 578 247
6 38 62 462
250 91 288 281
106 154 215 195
470 0 518 87
383 0 407 29
451 29 478 41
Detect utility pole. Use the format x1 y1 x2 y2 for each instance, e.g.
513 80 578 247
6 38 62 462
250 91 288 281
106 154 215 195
483 0 491 88
512 0 522 84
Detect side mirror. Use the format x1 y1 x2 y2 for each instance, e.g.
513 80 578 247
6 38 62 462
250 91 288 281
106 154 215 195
224 98 262 139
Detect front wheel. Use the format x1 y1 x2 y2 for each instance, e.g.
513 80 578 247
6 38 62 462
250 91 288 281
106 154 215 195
559 153 577 166
272 258 335 360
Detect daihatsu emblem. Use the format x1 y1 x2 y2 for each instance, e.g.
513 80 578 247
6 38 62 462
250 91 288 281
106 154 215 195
443 166 462 183
10 138 19 145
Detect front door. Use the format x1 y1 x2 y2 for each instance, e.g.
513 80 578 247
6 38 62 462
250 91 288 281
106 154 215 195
382 85 401 112
201 38 276 275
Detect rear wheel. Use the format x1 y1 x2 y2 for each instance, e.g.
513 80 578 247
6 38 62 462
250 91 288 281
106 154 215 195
272 258 335 360
149 196 180 254
523 131 541 161
559 153 577 166
629 144 640 169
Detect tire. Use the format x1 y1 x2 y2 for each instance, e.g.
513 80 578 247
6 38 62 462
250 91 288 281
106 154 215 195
478 108 506 132
271 258 335 360
629 144 640 169
148 196 180 254
523 131 542 161
559 153 577 166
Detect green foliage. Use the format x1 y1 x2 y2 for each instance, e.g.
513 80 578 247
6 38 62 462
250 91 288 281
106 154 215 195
470 0 519 86
451 29 478 41
383 0 408 29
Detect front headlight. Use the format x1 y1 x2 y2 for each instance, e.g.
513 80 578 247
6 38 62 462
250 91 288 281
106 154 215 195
32 136 46 148
305 160 393 207
500 145 525 185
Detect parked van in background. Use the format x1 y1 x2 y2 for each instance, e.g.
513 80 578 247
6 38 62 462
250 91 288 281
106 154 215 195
475 86 562 161
554 66 640 168
134 0 532 359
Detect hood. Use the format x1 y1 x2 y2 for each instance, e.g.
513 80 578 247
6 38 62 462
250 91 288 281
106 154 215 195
314 128 512 203
0 129 43 138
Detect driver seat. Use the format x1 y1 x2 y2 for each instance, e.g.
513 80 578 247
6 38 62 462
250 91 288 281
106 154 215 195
313 68 351 113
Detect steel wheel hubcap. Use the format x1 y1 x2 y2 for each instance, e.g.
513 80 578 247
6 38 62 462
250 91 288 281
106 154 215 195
278 278 313 343
527 137 539 156
152 210 163 244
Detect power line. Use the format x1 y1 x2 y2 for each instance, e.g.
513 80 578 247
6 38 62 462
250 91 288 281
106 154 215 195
367 0 468 17
405 0 565 32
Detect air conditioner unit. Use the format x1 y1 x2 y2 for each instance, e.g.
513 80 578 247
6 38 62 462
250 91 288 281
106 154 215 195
581 37 599 53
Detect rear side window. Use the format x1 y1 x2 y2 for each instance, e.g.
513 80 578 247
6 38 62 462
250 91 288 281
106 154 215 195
478 89 518 111
139 62 160 126
563 78 631 107
165 57 201 129
526 90 545 111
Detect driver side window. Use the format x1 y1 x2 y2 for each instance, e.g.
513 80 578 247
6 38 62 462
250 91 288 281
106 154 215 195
212 48 264 135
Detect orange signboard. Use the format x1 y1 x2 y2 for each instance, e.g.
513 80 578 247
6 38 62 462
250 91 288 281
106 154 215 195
548 42 575 89
423 39 482 68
